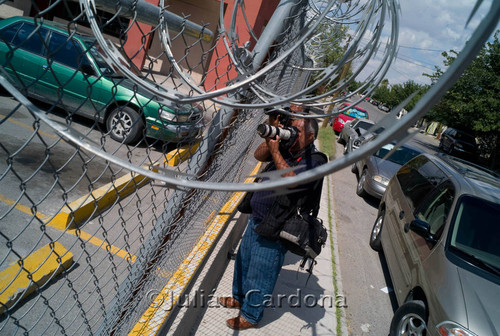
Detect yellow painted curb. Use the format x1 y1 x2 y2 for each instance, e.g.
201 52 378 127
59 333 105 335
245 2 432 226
0 242 73 315
164 142 200 166
46 143 200 231
46 171 151 230
129 163 262 336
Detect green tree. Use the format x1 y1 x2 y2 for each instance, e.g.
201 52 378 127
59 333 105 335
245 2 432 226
306 22 349 94
372 80 427 110
348 80 363 92
424 31 500 168
373 84 391 104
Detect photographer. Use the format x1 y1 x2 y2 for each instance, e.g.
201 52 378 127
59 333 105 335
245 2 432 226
220 105 327 330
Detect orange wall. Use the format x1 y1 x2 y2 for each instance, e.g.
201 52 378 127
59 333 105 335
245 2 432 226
122 0 159 70
203 0 279 91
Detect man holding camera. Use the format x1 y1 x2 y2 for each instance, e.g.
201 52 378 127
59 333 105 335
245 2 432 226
219 105 327 330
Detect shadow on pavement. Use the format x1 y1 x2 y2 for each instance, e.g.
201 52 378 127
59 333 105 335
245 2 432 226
377 252 399 313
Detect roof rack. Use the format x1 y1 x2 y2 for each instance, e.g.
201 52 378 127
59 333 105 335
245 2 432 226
437 153 500 178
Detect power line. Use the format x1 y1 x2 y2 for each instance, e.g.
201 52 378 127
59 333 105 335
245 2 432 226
399 45 444 52
389 65 430 85
395 55 437 71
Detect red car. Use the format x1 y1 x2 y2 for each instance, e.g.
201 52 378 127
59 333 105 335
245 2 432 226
332 103 369 134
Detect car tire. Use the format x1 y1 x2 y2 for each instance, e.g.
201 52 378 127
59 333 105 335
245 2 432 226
351 163 358 174
356 169 368 197
369 210 384 251
106 106 144 144
389 300 427 336
447 144 454 155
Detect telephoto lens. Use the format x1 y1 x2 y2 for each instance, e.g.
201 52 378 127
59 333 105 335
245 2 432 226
257 124 294 140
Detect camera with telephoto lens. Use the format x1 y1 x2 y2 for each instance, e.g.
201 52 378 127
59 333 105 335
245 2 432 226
257 124 299 151
258 107 299 150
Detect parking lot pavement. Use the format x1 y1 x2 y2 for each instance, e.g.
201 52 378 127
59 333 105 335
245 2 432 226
0 92 190 331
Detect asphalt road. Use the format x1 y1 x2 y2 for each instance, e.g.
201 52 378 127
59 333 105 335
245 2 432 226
331 99 440 335
0 92 174 267
0 92 182 334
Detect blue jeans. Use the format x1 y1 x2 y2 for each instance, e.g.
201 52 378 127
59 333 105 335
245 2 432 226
232 217 287 324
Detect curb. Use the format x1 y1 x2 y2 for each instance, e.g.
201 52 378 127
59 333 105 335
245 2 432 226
47 171 151 230
0 242 74 315
129 164 261 335
46 144 197 231
326 175 349 336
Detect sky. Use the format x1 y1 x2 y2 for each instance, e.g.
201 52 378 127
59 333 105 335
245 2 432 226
354 0 498 86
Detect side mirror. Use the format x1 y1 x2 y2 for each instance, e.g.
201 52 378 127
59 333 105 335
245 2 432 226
79 64 95 76
409 219 437 244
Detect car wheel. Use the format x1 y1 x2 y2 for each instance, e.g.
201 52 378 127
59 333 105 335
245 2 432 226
106 106 144 144
369 210 384 251
356 169 368 197
447 144 454 154
390 300 427 336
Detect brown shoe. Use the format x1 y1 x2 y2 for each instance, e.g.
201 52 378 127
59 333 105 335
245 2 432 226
226 316 257 330
219 297 241 309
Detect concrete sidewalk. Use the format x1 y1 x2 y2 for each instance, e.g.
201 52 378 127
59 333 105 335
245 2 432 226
164 175 347 335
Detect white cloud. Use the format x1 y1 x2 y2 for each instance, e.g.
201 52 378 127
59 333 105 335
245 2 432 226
383 0 496 84
345 0 497 86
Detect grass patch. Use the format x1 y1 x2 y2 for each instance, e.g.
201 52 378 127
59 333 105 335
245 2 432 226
326 175 343 335
318 128 342 333
318 126 337 160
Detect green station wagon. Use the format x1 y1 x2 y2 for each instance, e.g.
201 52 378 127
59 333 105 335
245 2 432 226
0 16 204 144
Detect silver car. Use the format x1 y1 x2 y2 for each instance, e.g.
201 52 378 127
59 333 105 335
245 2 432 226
337 118 375 154
353 142 422 199
370 153 500 336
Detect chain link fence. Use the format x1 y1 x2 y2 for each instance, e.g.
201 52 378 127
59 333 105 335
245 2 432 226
0 0 329 334
1 0 498 334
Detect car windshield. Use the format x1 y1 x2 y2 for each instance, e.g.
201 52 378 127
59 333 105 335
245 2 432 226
374 144 421 165
456 131 476 144
343 107 368 119
449 196 500 273
86 40 143 77
356 120 374 130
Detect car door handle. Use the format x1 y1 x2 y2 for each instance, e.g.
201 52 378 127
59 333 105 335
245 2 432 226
399 211 405 219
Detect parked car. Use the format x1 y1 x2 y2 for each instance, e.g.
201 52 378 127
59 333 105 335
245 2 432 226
337 118 375 153
0 16 204 144
352 142 422 199
370 153 500 336
337 118 374 145
439 127 477 160
378 104 390 112
332 103 369 134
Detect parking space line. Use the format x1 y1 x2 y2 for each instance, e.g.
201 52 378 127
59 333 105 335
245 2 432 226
65 229 136 263
0 194 49 222
0 194 136 263
0 113 58 140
